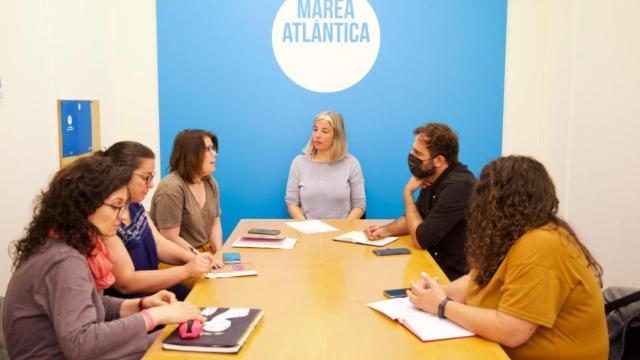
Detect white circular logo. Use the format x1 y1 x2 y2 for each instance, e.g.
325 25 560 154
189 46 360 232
272 0 380 93
67 115 73 125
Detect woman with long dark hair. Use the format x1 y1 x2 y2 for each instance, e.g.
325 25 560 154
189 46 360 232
3 156 204 360
407 156 607 359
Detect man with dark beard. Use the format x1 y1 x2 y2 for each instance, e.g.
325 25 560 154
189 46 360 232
365 123 475 280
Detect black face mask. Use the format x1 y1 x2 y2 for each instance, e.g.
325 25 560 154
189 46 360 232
408 153 436 179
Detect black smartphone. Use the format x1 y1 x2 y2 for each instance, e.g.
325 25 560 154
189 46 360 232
373 248 411 256
248 228 281 235
383 288 410 298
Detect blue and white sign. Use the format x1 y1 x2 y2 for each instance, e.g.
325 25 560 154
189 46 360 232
60 100 92 157
157 0 508 238
272 0 380 93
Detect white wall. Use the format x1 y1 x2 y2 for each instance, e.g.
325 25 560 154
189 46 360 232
2 0 638 293
503 0 640 287
0 0 160 295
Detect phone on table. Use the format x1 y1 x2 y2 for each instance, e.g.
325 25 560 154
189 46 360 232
248 228 281 235
383 288 410 298
373 248 411 256
223 252 241 264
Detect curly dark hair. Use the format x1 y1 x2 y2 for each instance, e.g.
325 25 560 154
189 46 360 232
413 123 459 164
466 155 602 287
11 156 131 270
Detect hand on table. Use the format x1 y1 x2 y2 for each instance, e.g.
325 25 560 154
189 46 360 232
147 301 205 325
364 225 390 240
185 252 216 277
407 273 446 314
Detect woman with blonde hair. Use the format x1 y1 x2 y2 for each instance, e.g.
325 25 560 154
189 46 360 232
285 111 366 219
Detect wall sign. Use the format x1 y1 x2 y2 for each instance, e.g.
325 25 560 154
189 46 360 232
57 99 100 167
272 0 380 93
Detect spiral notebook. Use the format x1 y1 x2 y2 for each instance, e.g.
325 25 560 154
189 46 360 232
162 307 264 353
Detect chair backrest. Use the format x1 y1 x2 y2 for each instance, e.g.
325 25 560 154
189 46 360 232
604 287 640 360
0 295 9 360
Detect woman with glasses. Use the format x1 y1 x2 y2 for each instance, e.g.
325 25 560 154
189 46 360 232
406 156 607 360
151 130 224 266
285 111 366 219
3 156 204 360
100 141 216 301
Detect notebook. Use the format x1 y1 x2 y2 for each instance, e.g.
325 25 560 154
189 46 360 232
333 231 399 247
162 307 264 353
238 234 286 242
232 236 298 249
205 263 258 279
368 297 474 341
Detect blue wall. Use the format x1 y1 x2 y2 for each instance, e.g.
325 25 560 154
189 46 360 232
156 0 507 239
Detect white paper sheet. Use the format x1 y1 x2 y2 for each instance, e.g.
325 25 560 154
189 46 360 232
285 220 339 234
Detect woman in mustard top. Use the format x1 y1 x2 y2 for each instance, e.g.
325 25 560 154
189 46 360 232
407 156 608 360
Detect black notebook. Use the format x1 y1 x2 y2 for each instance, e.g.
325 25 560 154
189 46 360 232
162 307 264 353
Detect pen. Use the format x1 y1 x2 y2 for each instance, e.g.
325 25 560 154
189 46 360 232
190 247 220 269
421 271 439 286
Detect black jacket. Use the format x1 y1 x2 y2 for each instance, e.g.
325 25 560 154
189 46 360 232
415 162 475 280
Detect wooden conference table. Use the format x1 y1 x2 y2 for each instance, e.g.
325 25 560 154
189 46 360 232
143 219 508 360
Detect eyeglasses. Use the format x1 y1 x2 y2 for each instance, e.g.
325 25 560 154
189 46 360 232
205 145 217 154
133 172 155 185
103 202 128 217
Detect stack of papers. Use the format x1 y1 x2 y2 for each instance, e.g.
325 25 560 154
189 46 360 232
333 231 399 247
285 220 338 234
232 236 298 250
368 297 474 341
205 263 258 279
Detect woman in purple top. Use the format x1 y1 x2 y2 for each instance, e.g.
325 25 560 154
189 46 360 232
285 111 366 219
3 156 203 360
101 141 215 300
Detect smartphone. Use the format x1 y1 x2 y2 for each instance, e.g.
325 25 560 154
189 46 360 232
248 228 281 235
373 248 411 256
383 288 410 298
223 252 241 264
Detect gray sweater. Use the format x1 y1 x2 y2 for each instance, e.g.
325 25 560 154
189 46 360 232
3 238 150 360
285 154 366 219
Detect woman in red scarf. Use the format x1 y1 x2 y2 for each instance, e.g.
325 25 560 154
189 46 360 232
3 156 204 360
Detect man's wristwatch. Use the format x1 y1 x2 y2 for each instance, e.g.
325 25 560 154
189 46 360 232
437 297 452 319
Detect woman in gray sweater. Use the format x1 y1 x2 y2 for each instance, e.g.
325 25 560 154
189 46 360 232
285 111 366 220
3 156 204 360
